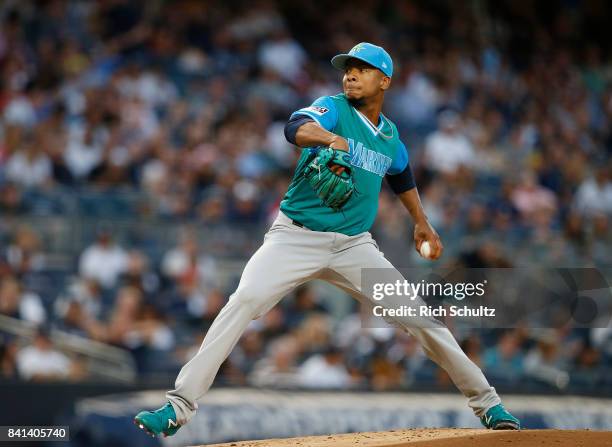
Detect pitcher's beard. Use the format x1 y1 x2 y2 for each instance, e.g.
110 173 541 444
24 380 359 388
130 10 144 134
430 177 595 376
347 96 366 108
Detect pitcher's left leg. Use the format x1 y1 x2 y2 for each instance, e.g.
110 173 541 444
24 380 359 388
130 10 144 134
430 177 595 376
322 233 504 420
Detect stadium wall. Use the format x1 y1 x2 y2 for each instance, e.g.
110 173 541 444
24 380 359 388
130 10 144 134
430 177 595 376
71 389 612 447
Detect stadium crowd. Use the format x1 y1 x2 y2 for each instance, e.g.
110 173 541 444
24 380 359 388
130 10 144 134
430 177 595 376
0 0 611 394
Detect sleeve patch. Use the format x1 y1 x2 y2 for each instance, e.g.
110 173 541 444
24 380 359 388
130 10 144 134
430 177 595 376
291 96 338 132
303 106 329 115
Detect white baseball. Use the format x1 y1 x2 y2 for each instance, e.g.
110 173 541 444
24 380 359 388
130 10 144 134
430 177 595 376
420 241 432 259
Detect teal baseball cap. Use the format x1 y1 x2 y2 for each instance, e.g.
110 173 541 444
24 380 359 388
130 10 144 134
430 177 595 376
331 42 393 77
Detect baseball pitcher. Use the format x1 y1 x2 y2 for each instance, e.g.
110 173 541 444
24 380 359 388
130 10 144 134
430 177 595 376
135 43 520 437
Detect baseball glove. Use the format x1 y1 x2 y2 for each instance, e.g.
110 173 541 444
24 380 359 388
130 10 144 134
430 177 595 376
303 147 354 211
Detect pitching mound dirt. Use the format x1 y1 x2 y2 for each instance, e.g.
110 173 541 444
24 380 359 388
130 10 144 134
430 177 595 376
201 429 612 447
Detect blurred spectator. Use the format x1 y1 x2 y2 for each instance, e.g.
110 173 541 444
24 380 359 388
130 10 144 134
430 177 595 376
0 184 27 214
227 182 261 223
294 313 332 357
103 286 174 352
591 213 611 265
55 299 90 337
388 333 427 387
4 137 53 188
510 172 558 223
572 342 601 387
390 65 440 131
78 228 128 289
16 327 73 381
5 225 46 274
574 168 612 217
161 231 218 290
0 336 18 379
424 111 476 175
524 331 570 389
0 276 46 324
483 331 524 383
591 327 612 361
3 85 36 128
284 285 327 328
55 277 103 322
298 346 352 389
64 124 105 181
370 352 404 391
120 250 160 294
253 306 288 343
168 277 224 326
258 29 307 82
249 335 300 388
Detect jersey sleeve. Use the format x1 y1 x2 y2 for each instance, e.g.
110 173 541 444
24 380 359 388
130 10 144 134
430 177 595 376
387 141 409 175
290 96 338 132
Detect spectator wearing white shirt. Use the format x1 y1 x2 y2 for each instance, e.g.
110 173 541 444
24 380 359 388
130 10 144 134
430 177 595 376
64 124 104 181
391 67 440 128
298 346 352 389
574 168 612 217
424 110 476 175
4 138 53 189
16 327 72 381
79 229 128 289
3 88 36 128
258 29 307 82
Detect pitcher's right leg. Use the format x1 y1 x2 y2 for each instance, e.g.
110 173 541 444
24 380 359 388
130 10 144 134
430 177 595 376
135 215 330 436
167 223 328 424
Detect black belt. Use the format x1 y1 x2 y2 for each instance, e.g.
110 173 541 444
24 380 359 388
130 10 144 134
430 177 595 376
292 219 306 229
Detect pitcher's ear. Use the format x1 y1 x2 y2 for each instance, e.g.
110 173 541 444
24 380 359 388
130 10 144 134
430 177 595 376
381 76 391 91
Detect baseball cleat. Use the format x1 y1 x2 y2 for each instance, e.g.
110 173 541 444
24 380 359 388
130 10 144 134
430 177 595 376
134 402 182 437
480 403 521 430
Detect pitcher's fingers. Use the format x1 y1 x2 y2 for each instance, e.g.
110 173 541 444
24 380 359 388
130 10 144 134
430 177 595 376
432 238 444 258
415 237 424 252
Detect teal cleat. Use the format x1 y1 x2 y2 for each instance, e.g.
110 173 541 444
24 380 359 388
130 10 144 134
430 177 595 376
480 403 521 430
134 402 181 437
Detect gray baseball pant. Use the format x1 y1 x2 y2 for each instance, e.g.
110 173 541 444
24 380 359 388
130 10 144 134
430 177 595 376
167 211 500 423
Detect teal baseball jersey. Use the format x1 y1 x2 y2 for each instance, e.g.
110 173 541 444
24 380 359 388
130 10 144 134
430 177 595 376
280 93 409 236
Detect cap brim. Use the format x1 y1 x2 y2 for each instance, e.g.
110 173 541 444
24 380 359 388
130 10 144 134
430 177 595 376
331 54 352 71
331 54 377 72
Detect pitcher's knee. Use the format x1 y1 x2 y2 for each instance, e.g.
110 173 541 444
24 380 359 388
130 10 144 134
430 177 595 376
229 286 271 317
